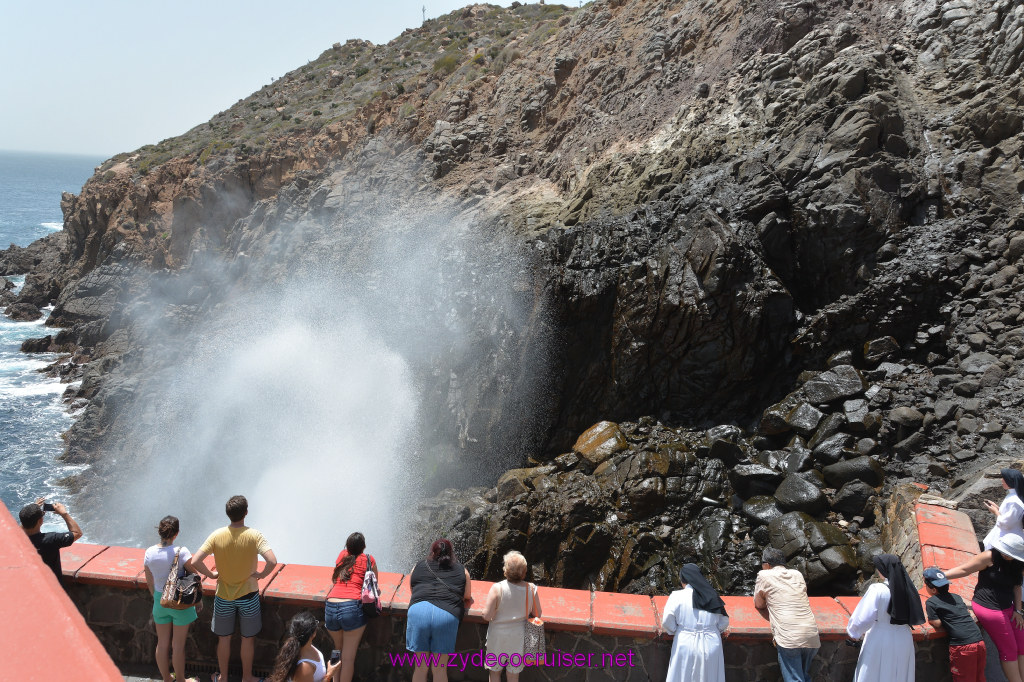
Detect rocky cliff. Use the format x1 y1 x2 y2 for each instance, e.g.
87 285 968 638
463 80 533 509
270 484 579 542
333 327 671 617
3 0 1023 593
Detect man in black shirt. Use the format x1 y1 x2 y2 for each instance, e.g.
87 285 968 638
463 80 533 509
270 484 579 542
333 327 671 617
19 498 82 583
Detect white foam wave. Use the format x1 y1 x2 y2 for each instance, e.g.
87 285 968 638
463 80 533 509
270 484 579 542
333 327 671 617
0 382 66 397
40 222 63 231
0 318 47 331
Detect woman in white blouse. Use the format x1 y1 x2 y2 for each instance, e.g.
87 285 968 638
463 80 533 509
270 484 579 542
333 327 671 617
660 563 730 682
983 468 1024 550
846 554 925 682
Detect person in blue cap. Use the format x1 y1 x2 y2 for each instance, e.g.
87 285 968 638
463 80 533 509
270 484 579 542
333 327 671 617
923 566 986 682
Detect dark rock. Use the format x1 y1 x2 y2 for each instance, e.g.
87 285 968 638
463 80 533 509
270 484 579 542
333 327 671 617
743 496 784 526
496 469 532 500
832 481 876 518
823 456 883 488
4 302 42 321
785 447 814 473
625 476 667 516
768 511 813 557
934 400 958 422
802 365 866 403
957 416 980 434
20 335 53 353
808 413 845 448
960 399 981 415
752 525 771 546
760 394 801 435
553 54 577 84
876 243 899 261
960 352 999 374
806 521 848 551
554 452 580 470
828 350 854 367
843 399 869 428
800 469 825 487
979 421 1004 436
819 544 858 576
855 438 876 455
952 449 978 462
774 474 828 515
1007 235 1024 262
709 437 747 466
756 449 789 471
852 410 882 436
863 336 900 364
812 432 851 464
888 406 924 428
804 559 831 585
954 378 981 396
786 403 824 436
980 364 1006 388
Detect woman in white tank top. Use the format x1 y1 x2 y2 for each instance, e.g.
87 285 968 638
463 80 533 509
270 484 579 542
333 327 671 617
482 551 542 682
268 611 341 682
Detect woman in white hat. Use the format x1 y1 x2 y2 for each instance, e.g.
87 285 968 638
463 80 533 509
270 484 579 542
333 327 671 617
944 534 1024 682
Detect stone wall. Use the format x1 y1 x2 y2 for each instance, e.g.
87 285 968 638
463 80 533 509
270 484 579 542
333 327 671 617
883 482 930 586
60 530 964 682
65 577 957 682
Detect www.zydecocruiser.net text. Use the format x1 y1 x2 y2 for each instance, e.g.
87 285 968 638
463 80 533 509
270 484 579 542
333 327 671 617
388 650 639 670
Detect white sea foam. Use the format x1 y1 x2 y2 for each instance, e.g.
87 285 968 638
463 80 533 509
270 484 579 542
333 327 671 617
0 382 66 397
40 222 63 231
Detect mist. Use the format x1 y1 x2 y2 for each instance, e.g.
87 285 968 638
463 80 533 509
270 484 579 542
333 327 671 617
80 205 549 571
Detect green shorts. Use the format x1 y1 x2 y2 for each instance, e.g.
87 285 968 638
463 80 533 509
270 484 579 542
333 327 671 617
152 591 198 626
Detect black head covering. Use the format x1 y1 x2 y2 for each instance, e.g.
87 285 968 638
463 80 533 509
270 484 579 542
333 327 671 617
871 554 925 626
679 563 727 617
1002 468 1024 500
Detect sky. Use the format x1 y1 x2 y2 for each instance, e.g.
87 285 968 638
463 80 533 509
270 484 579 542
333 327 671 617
0 0 515 158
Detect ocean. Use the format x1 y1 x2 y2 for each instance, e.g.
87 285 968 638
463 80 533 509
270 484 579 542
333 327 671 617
0 150 105 531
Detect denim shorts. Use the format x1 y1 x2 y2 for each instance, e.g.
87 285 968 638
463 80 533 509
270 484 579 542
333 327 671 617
406 601 459 653
325 599 368 632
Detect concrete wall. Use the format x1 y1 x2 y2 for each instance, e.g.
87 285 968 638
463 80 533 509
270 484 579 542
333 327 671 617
58 497 978 682
0 502 125 681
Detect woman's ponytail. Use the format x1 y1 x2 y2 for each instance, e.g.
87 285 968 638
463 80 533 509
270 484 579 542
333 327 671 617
268 611 318 682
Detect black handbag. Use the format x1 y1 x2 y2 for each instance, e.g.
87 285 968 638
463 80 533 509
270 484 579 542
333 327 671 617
160 549 203 610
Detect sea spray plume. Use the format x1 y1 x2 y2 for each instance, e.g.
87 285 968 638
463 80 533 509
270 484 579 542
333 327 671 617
73 202 552 568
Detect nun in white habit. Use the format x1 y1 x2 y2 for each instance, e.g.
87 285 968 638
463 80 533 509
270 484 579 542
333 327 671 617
660 563 730 682
983 468 1024 549
846 554 925 682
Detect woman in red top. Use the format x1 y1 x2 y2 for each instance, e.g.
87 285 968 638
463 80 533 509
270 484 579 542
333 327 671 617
324 532 376 682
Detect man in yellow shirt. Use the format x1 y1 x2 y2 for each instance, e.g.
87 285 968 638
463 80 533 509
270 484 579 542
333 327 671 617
190 495 277 682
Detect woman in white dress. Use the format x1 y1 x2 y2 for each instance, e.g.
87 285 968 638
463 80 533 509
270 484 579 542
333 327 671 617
983 468 1024 550
661 563 730 682
482 551 542 682
846 554 925 682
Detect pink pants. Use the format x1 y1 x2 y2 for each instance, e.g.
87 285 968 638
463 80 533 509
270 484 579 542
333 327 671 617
973 601 1024 661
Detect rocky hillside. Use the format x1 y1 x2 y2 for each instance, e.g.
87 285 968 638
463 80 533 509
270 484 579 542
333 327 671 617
2 0 1023 594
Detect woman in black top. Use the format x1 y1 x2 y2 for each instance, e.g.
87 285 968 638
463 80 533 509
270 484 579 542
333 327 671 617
944 534 1024 682
406 538 472 682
